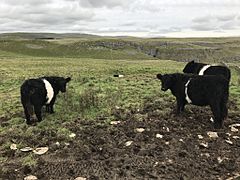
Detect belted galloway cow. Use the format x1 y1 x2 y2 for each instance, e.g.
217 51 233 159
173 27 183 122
157 73 229 129
183 60 231 81
21 76 71 124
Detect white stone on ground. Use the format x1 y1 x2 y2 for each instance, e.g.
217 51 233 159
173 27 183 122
207 131 218 138
33 147 49 155
125 141 133 146
135 128 145 133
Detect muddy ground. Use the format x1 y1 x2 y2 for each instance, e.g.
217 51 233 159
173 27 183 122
1 100 240 180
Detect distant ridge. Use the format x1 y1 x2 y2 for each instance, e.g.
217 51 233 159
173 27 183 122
0 32 101 39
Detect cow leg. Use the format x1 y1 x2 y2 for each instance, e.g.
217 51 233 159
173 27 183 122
180 101 187 112
220 100 228 125
222 104 228 119
23 106 31 124
49 104 54 114
49 97 56 114
46 105 50 113
34 105 43 122
210 103 222 129
23 103 35 125
176 98 184 114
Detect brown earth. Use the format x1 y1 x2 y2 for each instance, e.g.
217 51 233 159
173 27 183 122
1 100 240 180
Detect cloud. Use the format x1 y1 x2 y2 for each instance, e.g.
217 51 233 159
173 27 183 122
191 23 218 31
78 0 130 8
120 22 137 27
1 0 51 6
192 15 212 23
219 21 238 30
0 0 240 37
0 0 95 32
216 14 237 22
191 13 240 32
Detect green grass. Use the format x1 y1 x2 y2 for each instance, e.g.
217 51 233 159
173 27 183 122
21 154 37 167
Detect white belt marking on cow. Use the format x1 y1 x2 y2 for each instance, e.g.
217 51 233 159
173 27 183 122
185 79 192 103
199 65 211 75
42 79 54 104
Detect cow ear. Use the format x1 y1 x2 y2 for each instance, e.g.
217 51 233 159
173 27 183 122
65 77 71 82
190 60 195 63
156 74 162 80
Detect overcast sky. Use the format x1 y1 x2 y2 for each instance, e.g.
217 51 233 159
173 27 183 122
1 0 240 37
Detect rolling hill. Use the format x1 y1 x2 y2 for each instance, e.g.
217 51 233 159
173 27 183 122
0 33 240 62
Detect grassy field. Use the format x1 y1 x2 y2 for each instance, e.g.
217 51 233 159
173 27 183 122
0 35 240 179
0 56 185 129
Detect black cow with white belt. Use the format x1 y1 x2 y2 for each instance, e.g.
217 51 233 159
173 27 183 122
183 61 231 81
20 76 71 125
156 73 229 129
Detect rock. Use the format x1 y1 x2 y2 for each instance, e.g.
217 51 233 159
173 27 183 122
135 128 145 133
65 143 70 146
230 126 238 132
33 147 49 155
179 139 184 142
110 121 121 125
226 133 231 136
165 141 169 145
153 162 159 167
115 106 120 109
199 142 208 148
210 117 214 122
75 177 87 180
226 173 240 180
162 127 169 132
156 134 163 138
229 123 240 127
207 131 218 138
10 143 17 150
217 157 224 163
24 175 38 180
20 147 33 152
232 136 240 139
125 141 133 146
198 135 204 139
69 133 76 138
55 142 60 146
225 139 233 145
205 153 210 157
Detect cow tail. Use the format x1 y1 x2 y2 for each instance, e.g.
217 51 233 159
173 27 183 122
227 68 231 82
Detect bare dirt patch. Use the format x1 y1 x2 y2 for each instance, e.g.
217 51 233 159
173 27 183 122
1 102 240 180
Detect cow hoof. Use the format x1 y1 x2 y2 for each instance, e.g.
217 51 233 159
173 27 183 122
214 123 223 129
26 120 36 126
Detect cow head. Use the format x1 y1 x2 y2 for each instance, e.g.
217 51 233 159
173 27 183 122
156 74 174 91
183 60 195 73
57 77 71 92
